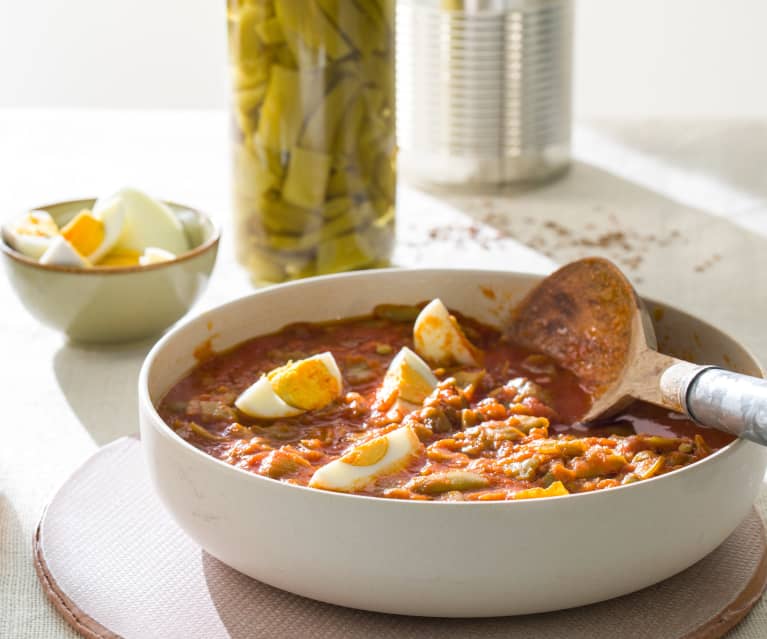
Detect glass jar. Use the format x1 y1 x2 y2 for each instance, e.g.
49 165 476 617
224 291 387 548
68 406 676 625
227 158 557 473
227 0 396 284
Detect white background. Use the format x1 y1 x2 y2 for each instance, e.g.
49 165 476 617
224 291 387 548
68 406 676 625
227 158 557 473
0 0 765 117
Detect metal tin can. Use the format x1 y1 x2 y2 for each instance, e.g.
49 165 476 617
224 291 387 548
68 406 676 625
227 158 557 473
396 0 573 188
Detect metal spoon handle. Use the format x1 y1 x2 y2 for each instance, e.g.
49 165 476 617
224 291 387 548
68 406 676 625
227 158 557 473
683 367 767 446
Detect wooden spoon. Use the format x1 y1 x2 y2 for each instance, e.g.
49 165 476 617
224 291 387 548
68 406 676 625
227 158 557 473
510 257 767 444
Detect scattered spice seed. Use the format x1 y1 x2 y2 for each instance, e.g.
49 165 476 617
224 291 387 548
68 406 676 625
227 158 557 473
404 205 692 274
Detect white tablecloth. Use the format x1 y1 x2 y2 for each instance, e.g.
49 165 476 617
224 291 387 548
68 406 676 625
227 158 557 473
1 110 767 638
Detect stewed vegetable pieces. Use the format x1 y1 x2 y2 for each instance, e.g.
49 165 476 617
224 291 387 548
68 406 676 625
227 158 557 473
159 306 733 500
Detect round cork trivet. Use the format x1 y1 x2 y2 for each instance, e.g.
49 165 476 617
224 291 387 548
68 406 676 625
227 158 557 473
34 437 767 639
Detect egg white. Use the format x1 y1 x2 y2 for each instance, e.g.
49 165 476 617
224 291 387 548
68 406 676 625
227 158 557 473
235 352 343 419
2 210 58 259
235 375 305 419
39 235 91 267
139 246 176 265
95 188 188 256
88 198 127 263
308 426 422 492
380 346 438 405
413 298 481 366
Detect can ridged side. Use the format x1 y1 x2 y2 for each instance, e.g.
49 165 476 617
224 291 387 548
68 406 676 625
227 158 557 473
397 0 572 187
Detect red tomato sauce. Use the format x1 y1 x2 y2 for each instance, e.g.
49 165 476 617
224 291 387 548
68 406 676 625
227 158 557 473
158 306 734 501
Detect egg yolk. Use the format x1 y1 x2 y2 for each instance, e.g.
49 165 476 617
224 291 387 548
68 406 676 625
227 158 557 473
396 362 435 404
268 358 340 410
341 437 389 467
99 248 142 267
61 211 105 257
16 212 58 238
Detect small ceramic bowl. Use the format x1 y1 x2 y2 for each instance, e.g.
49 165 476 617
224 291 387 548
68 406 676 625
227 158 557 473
2 198 220 343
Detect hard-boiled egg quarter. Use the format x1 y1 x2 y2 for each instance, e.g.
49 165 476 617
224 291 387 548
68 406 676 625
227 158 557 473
2 210 59 259
94 188 189 257
308 426 422 492
413 298 482 367
235 376 304 419
60 200 125 264
235 352 343 419
139 247 176 265
380 346 438 405
39 235 91 267
268 352 342 410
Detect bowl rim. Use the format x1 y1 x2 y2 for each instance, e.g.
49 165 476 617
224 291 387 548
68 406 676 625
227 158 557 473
138 267 764 507
1 197 221 274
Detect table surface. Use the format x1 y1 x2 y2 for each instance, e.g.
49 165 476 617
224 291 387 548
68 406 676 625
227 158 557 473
2 110 767 638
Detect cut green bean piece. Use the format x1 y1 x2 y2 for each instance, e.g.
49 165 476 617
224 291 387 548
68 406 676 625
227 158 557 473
316 0 384 55
229 0 395 283
249 135 286 180
334 93 366 156
258 194 321 234
283 146 332 209
275 0 352 64
233 144 280 199
326 165 365 199
256 66 302 152
300 74 360 154
322 196 353 219
317 230 376 274
234 85 267 137
255 16 284 44
234 6 267 73
408 471 490 495
373 304 421 322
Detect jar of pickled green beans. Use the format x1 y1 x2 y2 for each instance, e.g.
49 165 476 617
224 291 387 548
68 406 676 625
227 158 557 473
227 0 396 284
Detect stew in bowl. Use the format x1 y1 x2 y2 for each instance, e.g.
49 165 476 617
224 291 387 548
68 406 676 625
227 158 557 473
158 299 733 501
140 269 766 616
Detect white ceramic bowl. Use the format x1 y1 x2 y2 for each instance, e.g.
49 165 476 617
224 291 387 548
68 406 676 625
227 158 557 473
139 269 767 617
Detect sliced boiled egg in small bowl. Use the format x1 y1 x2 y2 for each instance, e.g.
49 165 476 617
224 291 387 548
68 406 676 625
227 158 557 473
1 194 219 342
1 209 60 259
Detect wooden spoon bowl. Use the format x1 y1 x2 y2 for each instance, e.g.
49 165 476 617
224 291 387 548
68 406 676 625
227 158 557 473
510 257 767 441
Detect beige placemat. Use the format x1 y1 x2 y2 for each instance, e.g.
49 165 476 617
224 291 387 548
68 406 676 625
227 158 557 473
34 437 767 639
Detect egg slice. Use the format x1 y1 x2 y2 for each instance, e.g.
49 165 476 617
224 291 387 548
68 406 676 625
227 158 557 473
139 247 176 265
413 298 482 367
99 248 142 267
60 201 125 264
2 210 59 259
380 347 438 405
94 188 189 256
308 426 422 492
235 352 343 419
39 235 91 267
235 376 305 419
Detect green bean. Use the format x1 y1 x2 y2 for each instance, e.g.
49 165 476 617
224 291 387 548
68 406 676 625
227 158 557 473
255 16 284 44
229 0 395 282
372 304 421 322
256 65 303 152
407 471 489 495
257 193 321 234
317 230 376 273
188 422 225 441
282 146 332 208
275 0 352 64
